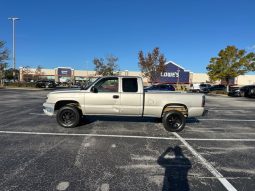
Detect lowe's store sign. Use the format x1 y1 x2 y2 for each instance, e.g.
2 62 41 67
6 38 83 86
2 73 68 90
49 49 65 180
157 61 190 84
57 68 72 76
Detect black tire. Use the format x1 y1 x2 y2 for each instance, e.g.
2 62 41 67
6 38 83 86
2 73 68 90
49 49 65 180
162 111 186 132
56 106 80 128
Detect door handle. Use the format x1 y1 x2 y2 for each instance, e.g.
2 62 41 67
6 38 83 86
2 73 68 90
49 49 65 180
113 95 119 99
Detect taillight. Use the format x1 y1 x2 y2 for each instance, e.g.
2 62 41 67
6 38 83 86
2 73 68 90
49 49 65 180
202 95 205 107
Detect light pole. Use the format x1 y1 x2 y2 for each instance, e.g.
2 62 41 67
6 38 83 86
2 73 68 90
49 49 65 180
8 17 20 81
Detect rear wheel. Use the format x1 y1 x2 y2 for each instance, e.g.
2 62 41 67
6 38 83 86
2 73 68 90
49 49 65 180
162 111 186 132
56 106 80 128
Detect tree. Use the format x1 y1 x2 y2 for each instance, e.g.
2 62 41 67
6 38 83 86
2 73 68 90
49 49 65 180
4 68 19 80
138 47 166 84
0 41 9 85
34 65 43 81
207 46 255 91
93 55 119 76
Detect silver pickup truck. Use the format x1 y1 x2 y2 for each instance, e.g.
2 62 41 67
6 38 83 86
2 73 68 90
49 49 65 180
43 76 205 132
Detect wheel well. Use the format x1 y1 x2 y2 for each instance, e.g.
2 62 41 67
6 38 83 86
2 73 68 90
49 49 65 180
55 100 82 113
162 104 188 117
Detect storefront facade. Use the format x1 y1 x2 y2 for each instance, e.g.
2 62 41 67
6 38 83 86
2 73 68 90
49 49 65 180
156 61 191 84
19 62 255 86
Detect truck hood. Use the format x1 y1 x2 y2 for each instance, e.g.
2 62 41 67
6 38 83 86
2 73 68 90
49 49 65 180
46 89 88 103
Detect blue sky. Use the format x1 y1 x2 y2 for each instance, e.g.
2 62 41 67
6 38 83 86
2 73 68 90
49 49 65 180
1 0 255 73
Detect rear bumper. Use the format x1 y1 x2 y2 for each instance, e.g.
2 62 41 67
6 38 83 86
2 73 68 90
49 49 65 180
43 102 55 116
202 109 208 116
188 107 206 117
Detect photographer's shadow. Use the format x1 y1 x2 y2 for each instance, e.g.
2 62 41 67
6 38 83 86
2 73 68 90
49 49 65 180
157 146 192 191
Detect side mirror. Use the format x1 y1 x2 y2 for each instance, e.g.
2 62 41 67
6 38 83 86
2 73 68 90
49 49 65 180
91 86 98 93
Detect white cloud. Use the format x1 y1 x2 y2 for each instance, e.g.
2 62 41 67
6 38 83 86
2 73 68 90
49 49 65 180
246 45 255 51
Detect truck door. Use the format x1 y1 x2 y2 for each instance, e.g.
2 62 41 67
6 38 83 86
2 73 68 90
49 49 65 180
120 77 143 116
84 77 120 115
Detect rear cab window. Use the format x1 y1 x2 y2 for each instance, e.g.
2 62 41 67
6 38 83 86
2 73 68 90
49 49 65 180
122 78 138 92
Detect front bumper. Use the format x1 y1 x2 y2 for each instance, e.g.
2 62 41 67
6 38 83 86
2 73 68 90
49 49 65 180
43 102 55 116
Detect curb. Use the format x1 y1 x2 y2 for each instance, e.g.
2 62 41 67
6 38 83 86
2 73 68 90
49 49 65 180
207 93 228 97
2 87 45 91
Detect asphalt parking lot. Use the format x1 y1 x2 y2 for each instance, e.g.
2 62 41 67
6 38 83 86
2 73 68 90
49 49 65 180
0 89 254 191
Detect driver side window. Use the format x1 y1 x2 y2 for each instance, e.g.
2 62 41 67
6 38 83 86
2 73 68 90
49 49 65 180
95 78 118 92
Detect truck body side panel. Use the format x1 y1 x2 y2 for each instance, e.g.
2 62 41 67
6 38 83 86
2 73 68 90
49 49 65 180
143 92 204 117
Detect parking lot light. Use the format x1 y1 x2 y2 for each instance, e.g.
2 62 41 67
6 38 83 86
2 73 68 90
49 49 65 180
8 17 20 81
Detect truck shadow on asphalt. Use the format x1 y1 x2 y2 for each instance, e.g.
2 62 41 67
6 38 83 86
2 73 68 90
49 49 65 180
158 146 192 191
79 116 200 126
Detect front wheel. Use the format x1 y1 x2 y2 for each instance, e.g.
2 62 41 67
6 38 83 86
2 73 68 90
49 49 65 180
162 111 186 132
56 106 80 128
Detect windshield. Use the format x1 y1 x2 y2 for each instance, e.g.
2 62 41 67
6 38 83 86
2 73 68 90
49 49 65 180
81 77 101 90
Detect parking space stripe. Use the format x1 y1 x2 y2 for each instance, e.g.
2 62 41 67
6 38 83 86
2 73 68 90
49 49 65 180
197 119 255 122
190 139 255 141
1 131 255 142
173 132 237 191
0 131 179 140
208 109 255 111
29 113 46 116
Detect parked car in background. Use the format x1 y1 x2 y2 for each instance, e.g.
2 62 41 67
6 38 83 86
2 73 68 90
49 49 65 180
70 83 81 88
239 85 255 98
208 84 226 92
199 84 211 93
228 86 241 97
144 83 175 92
190 83 211 93
35 80 56 88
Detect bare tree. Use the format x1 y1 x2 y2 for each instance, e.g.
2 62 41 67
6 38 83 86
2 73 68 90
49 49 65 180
0 41 9 85
93 55 119 76
138 47 166 84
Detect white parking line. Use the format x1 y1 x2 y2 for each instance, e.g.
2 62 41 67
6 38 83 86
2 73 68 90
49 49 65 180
172 132 237 191
0 130 179 140
197 119 255 122
186 130 255 135
208 109 254 112
0 130 255 142
29 113 46 116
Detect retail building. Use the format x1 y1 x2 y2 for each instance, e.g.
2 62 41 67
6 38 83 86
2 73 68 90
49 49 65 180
19 61 255 86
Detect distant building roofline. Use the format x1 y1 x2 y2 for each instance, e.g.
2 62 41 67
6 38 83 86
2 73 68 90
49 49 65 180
165 61 190 72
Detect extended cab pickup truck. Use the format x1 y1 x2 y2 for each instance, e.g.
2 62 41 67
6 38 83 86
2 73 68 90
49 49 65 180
43 76 205 132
